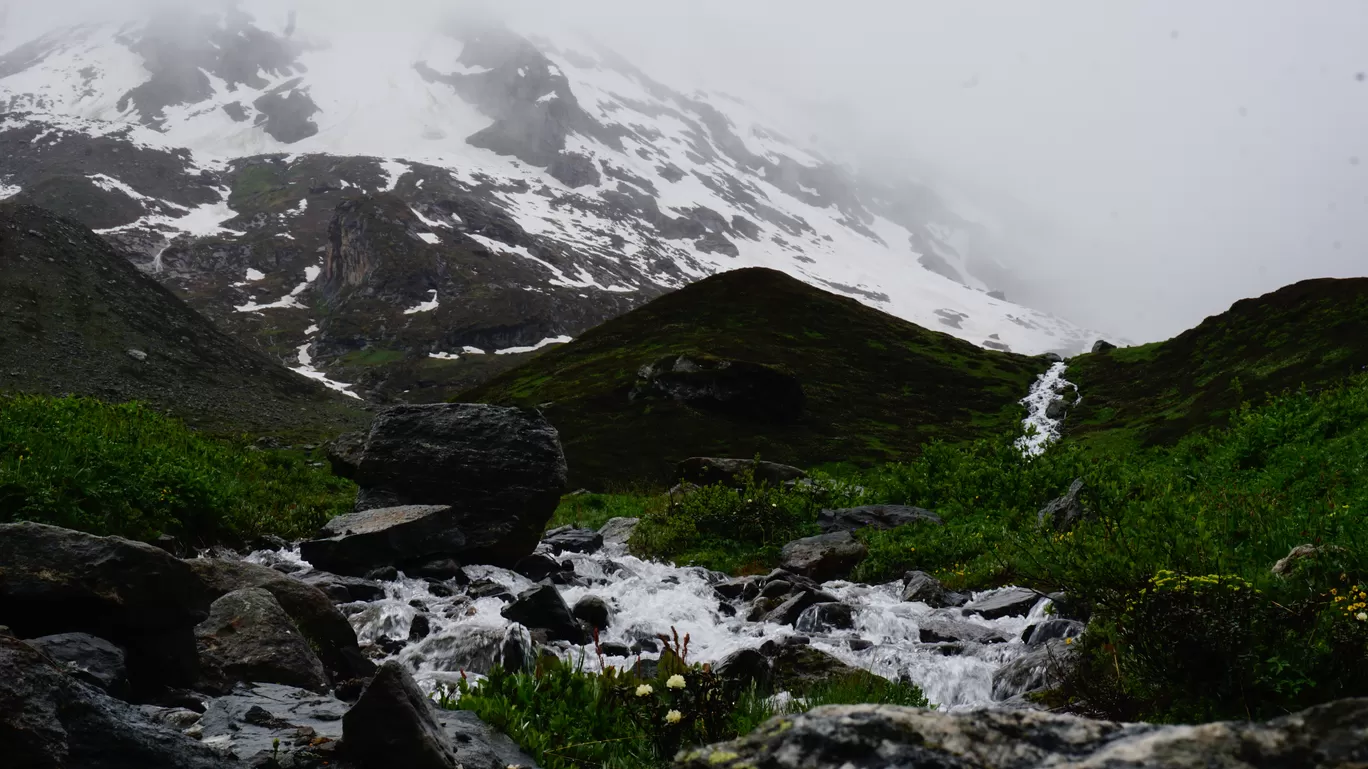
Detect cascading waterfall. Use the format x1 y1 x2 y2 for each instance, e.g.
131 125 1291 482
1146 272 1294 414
251 543 1053 711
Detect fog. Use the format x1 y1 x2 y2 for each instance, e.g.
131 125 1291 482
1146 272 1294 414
4 0 1366 342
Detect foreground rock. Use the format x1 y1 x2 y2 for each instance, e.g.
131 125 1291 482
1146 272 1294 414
343 660 458 769
194 587 330 694
677 698 1368 768
0 633 232 769
778 531 867 581
300 504 463 577
674 457 808 489
818 505 942 533
188 558 375 684
0 522 208 695
24 632 129 698
501 585 589 643
341 403 568 566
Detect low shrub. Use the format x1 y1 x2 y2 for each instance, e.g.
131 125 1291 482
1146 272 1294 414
0 395 355 544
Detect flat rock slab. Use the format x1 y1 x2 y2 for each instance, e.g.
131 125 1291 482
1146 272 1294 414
963 587 1042 620
300 505 460 577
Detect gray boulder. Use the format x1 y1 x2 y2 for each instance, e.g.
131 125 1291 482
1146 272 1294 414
0 522 209 696
795 602 855 632
195 681 349 765
675 698 1368 769
779 531 867 582
0 633 233 769
572 595 611 630
299 571 386 603
917 617 1008 645
187 558 375 684
542 525 604 554
715 647 772 692
339 403 569 567
992 638 1076 700
1091 339 1117 353
301 505 462 577
598 517 639 545
1038 478 1091 532
818 505 942 533
1023 618 1086 647
900 571 968 608
501 585 588 644
343 660 458 769
24 633 129 698
194 587 329 694
964 587 1043 620
674 457 808 489
763 589 838 626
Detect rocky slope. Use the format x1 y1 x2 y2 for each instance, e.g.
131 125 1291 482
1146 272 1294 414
0 202 366 438
462 268 1052 489
0 3 1106 402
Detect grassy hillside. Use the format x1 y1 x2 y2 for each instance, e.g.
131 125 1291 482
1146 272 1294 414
461 268 1049 489
1065 277 1368 452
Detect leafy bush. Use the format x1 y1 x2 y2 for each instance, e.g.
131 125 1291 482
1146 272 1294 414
0 395 355 544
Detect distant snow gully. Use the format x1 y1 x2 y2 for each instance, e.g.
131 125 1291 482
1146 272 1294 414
1016 362 1079 456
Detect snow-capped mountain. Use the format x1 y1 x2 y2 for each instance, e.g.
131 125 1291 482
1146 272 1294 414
0 2 1104 401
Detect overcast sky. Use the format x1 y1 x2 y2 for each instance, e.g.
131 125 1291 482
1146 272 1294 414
4 0 1366 341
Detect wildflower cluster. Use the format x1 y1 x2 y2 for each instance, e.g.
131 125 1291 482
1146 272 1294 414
1329 575 1368 622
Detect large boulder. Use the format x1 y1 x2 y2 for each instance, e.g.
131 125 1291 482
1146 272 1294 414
24 633 129 698
674 698 1368 769
300 505 462 577
0 633 233 769
1038 478 1091 532
187 558 375 684
194 587 330 694
778 531 867 582
500 585 588 644
674 457 808 490
338 403 568 567
818 505 942 533
0 522 208 695
343 660 459 769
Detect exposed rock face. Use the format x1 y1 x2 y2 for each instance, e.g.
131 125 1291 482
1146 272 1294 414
632 355 806 423
779 531 867 582
674 457 808 489
186 558 375 684
0 522 209 696
548 151 602 188
675 699 1368 769
1038 478 1091 532
194 587 330 694
342 660 459 769
24 633 130 699
0 633 233 769
818 505 942 533
340 403 569 566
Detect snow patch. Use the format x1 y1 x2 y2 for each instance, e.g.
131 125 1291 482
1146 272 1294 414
535 91 558 104
417 232 441 245
1016 362 1079 456
0 184 22 200
411 206 451 229
291 343 361 399
463 346 487 355
380 160 410 192
87 174 149 200
403 289 440 315
494 336 572 355
428 351 461 360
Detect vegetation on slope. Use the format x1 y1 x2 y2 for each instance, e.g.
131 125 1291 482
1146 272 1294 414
463 268 1049 488
0 395 356 545
1066 277 1368 452
599 370 1368 722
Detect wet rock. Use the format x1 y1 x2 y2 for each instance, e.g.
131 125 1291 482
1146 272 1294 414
366 565 400 581
301 505 462 578
676 698 1368 769
24 633 129 698
0 633 232 769
917 617 1008 645
513 552 566 582
1022 619 1086 647
408 557 469 583
760 579 793 599
343 661 458 769
817 505 942 533
1038 478 1091 532
187 558 375 685
673 457 808 489
715 647 772 692
847 638 873 652
194 587 329 694
434 709 542 769
1091 339 1117 353
767 644 873 692
795 602 855 632
467 579 516 602
1045 400 1068 420
409 614 433 642
0 522 209 696
501 625 535 673
964 587 1042 620
713 577 756 601
900 570 967 608
779 531 867 582
343 403 568 567
572 595 611 630
598 517 639 545
992 639 1076 701
501 585 588 644
196 682 349 765
543 525 604 554
300 572 386 604
765 590 839 626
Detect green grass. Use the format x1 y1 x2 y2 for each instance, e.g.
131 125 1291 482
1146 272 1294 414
0 395 356 545
549 493 663 531
442 646 927 769
461 268 1049 489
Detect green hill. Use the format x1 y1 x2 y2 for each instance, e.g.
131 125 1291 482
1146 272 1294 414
460 268 1050 489
1065 277 1368 451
